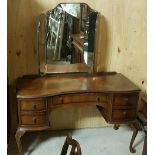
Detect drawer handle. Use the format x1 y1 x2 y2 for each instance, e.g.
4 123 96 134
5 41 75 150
32 103 37 110
59 97 63 104
123 98 129 102
33 117 37 124
97 96 100 102
123 112 127 118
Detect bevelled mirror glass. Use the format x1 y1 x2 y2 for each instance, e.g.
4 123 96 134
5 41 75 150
37 3 99 75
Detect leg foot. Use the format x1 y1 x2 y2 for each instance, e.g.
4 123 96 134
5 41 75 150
113 124 120 130
15 128 26 153
129 123 139 153
142 135 147 155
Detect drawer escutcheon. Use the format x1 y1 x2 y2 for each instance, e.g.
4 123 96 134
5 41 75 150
33 117 37 124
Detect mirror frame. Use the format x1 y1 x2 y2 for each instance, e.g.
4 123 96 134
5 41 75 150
37 3 100 75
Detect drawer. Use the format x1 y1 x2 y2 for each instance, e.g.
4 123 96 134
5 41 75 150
112 109 136 120
52 93 107 105
20 99 46 111
20 114 48 125
113 94 139 106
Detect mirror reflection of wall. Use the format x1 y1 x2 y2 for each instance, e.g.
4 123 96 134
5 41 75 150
44 3 98 64
37 3 99 73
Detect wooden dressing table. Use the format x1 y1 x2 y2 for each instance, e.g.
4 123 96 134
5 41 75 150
15 72 140 152
15 3 141 153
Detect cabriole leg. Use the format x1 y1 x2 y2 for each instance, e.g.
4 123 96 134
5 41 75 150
129 122 139 153
15 128 26 153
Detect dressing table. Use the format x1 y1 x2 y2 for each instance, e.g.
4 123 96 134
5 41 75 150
15 3 140 153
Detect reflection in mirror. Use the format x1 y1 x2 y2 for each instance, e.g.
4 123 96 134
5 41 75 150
37 3 99 74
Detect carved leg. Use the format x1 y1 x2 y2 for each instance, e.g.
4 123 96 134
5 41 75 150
15 128 26 153
142 135 147 155
113 124 120 130
129 123 139 153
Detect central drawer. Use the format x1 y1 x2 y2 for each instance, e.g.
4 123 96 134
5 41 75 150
52 93 107 105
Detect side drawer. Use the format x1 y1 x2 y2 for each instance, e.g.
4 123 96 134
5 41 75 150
113 94 139 106
52 93 107 105
112 109 137 121
20 114 48 125
19 99 47 111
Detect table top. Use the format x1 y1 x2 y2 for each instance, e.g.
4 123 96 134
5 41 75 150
17 73 140 98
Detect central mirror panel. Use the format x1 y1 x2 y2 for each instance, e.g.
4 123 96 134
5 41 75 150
37 3 99 74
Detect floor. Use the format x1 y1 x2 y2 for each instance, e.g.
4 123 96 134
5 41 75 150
7 126 144 155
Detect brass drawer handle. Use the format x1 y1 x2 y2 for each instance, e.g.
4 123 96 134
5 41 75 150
123 112 127 118
32 103 37 110
33 117 37 124
59 97 63 103
123 98 129 102
97 96 100 102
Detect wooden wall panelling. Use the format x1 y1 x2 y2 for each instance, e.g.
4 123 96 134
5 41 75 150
107 0 147 92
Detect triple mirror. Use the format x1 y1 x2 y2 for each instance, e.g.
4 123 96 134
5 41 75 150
37 3 99 74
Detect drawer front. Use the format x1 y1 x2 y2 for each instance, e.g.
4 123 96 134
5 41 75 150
20 114 48 125
52 93 107 105
113 94 139 106
112 109 136 121
20 99 46 111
